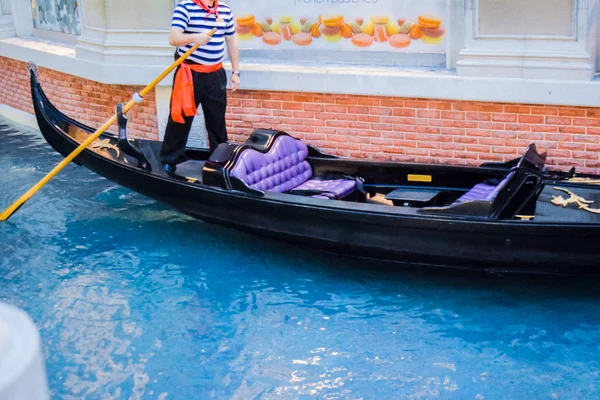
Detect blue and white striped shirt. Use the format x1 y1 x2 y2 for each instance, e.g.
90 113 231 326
171 1 236 65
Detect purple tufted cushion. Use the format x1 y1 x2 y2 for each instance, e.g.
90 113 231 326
453 183 496 203
453 171 515 204
293 178 357 199
229 136 313 193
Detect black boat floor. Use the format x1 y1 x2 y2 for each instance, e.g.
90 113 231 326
136 141 206 182
174 160 206 183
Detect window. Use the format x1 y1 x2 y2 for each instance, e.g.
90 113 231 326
31 0 81 35
478 0 574 37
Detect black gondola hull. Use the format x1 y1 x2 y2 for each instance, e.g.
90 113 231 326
28 68 600 276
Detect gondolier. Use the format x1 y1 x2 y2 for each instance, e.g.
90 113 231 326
161 0 240 173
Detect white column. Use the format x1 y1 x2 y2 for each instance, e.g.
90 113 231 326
457 0 595 80
7 0 33 37
0 0 15 38
0 303 49 400
75 0 175 84
446 0 466 69
590 0 599 73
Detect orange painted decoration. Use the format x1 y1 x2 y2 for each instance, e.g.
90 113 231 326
372 16 389 25
262 31 282 45
320 25 341 36
388 33 411 48
292 32 312 46
409 24 422 40
324 20 344 28
351 33 373 47
280 23 292 41
322 15 344 26
417 15 442 29
374 24 388 42
236 14 256 27
418 21 440 29
421 27 445 37
235 24 253 35
311 22 322 38
341 23 353 39
252 21 263 37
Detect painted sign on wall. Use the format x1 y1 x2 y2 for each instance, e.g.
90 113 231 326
229 0 447 53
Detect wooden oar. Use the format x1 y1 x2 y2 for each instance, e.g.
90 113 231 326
0 28 216 222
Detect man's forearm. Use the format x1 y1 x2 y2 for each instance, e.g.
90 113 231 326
169 29 196 47
226 36 240 72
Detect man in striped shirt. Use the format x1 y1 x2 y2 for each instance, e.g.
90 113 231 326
161 0 240 173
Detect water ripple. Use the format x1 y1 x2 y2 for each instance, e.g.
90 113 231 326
2 118 600 399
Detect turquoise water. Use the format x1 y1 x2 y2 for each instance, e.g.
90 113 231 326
2 119 600 399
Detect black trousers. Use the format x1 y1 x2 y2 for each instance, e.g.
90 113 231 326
160 66 228 165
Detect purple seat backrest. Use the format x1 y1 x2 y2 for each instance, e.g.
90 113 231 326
454 171 515 204
486 171 515 201
229 136 313 192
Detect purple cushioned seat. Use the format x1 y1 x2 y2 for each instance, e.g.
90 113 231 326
453 171 515 204
229 135 356 199
230 136 313 193
293 178 357 199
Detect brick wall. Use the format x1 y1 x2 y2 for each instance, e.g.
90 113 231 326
226 92 600 174
2 56 600 174
0 57 158 139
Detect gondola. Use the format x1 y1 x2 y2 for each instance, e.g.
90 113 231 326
27 63 600 275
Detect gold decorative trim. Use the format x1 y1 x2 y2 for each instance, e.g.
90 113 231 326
408 174 432 183
551 187 600 215
515 215 534 220
91 139 120 158
366 193 394 206
566 177 600 184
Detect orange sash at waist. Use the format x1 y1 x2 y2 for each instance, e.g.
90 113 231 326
171 62 223 124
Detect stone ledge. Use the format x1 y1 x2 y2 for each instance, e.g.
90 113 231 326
0 105 38 130
2 36 600 107
0 37 175 87
0 37 78 76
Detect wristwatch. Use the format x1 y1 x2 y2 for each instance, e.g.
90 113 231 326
232 71 241 77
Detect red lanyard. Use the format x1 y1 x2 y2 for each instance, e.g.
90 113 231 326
192 0 218 18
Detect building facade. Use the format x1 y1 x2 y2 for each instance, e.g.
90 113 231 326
1 0 600 172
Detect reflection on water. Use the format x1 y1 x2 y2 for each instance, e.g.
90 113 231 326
2 118 600 399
